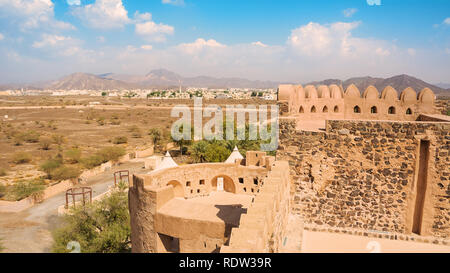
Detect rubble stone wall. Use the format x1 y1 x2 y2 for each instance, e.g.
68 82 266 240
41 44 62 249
278 118 449 238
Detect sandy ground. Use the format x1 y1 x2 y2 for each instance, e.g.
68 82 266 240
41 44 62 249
0 161 147 253
301 230 450 253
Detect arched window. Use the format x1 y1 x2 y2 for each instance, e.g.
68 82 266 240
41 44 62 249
299 106 304 113
334 106 339 113
406 108 412 115
370 106 377 114
354 106 361 114
388 106 396 115
311 106 316 113
323 106 328 113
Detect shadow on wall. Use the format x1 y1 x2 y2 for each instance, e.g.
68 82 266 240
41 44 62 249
215 204 248 251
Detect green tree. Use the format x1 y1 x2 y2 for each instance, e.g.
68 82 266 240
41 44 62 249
40 158 62 179
65 148 82 164
171 123 192 155
148 128 162 147
205 143 230 162
52 183 131 253
190 141 209 163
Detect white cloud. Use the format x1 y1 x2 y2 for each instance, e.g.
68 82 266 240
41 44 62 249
97 36 106 43
141 45 153 50
32 34 74 48
177 38 226 55
134 11 152 22
72 0 131 29
343 8 358 18
444 17 450 25
366 0 381 6
31 33 93 57
375 47 390 56
0 0 75 31
162 0 185 6
0 33 4 41
287 21 395 60
446 48 450 55
252 41 268 48
67 0 80 6
407 48 416 56
135 21 174 42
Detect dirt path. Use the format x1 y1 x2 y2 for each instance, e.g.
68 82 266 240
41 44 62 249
0 161 147 253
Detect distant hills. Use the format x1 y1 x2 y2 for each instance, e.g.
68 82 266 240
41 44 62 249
48 72 140 90
100 69 282 89
1 69 449 97
306 74 450 97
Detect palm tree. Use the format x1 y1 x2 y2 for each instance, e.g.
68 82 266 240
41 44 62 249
148 128 162 148
190 141 209 163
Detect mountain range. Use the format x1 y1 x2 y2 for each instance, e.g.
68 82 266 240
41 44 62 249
306 74 449 97
1 69 449 97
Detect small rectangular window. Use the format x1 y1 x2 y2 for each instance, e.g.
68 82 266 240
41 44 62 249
253 178 258 185
186 181 191 187
199 179 205 185
239 178 244 184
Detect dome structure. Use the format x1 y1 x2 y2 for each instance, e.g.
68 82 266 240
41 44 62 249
363 85 379 100
381 86 398 101
304 85 318 99
225 146 244 164
400 87 417 102
294 85 305 101
418 88 435 104
278 85 295 101
330 84 343 99
345 84 360 98
317 85 331 99
151 151 178 173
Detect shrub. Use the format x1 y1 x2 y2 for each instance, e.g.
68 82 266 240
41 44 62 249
0 183 6 198
39 136 53 150
81 155 105 169
128 125 142 138
50 166 81 181
21 130 40 143
40 159 62 178
12 152 32 164
52 183 130 253
9 179 46 201
96 117 106 126
112 136 128 144
64 148 81 164
97 146 125 162
12 135 23 146
52 134 65 146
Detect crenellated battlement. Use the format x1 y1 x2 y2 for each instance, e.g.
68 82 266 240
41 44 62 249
278 84 436 122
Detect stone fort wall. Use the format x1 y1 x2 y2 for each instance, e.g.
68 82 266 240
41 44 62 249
221 161 291 253
277 118 449 238
128 152 290 253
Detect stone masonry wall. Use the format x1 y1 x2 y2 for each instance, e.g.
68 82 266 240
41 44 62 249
278 118 449 238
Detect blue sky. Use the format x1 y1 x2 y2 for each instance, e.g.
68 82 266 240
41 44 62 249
0 0 449 84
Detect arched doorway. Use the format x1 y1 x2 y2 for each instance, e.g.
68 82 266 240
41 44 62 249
211 175 236 193
323 106 328 113
388 106 396 115
167 180 184 198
